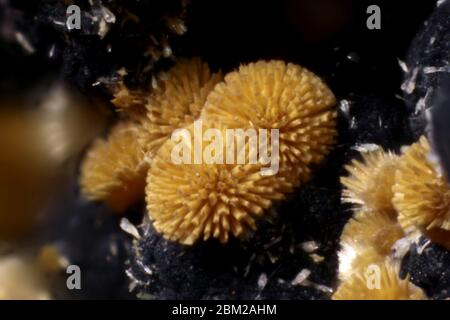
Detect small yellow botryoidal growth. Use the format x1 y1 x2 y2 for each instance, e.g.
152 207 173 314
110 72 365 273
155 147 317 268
138 57 223 160
338 149 405 286
79 121 148 212
393 137 450 232
333 259 426 300
111 82 148 117
146 122 293 245
201 60 337 186
341 149 400 217
338 210 404 282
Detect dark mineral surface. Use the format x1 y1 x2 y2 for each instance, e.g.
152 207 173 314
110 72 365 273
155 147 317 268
402 0 450 140
0 0 189 91
402 237 450 300
38 176 133 299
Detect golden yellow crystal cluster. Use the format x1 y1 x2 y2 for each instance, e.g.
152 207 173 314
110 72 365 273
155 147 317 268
79 58 337 245
334 136 450 299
